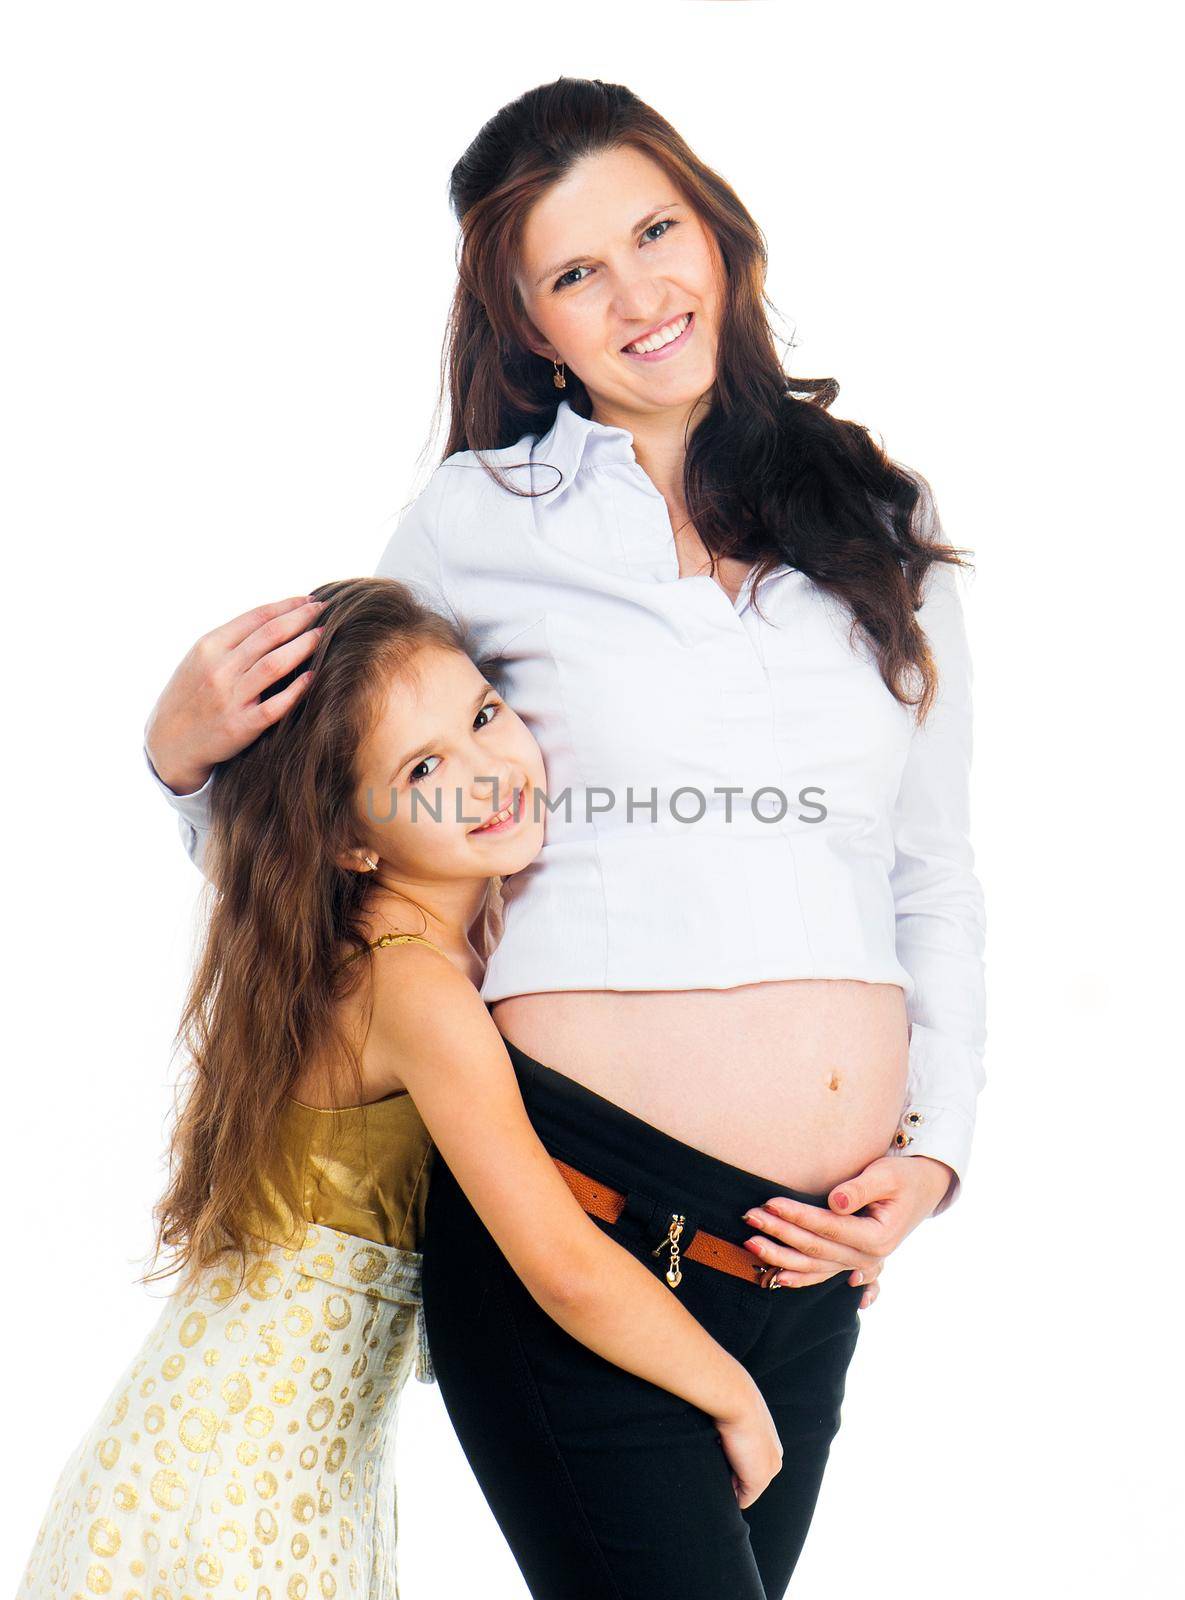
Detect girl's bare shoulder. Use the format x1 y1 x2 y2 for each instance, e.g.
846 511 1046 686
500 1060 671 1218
362 934 484 1018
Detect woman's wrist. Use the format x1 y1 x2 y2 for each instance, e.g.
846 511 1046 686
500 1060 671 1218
906 1154 957 1215
144 735 213 798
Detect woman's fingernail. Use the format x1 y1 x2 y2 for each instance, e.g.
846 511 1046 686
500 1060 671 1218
745 1209 770 1225
852 1271 864 1285
834 1193 850 1209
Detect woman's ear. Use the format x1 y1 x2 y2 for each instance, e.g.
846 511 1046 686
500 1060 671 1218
519 318 559 363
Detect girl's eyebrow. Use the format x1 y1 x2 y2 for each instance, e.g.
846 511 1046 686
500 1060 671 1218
387 683 495 784
533 202 683 288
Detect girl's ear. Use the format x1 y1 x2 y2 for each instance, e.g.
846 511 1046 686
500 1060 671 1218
336 847 378 875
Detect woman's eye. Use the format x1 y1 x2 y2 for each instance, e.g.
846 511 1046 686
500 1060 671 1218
554 264 590 292
474 701 500 730
553 222 677 292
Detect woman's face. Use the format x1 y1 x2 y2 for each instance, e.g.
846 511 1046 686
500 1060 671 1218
349 644 547 883
516 145 725 424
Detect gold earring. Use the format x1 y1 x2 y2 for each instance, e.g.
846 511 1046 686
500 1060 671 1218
552 359 567 390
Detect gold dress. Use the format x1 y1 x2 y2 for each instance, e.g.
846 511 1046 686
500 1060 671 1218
18 934 443 1600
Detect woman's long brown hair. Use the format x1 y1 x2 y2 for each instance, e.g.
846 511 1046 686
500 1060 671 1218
145 579 501 1292
440 76 971 719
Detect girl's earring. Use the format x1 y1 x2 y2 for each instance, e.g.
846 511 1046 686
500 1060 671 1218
365 855 377 871
552 359 567 391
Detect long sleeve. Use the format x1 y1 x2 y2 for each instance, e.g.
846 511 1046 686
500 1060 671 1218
143 741 214 876
885 561 987 1216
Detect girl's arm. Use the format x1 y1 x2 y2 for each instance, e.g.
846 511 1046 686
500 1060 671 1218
369 944 780 1500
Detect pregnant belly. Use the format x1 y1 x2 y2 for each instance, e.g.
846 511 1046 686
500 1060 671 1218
490 980 910 1196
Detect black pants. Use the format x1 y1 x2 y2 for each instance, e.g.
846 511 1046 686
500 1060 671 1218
422 1039 864 1600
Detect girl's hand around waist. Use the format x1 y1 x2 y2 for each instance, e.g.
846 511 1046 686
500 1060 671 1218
742 1154 955 1308
713 1376 783 1510
144 595 325 794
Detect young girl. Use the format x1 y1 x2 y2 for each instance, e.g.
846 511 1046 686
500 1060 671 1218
18 578 780 1598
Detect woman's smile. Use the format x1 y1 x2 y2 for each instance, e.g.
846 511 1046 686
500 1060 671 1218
516 146 724 419
621 311 694 361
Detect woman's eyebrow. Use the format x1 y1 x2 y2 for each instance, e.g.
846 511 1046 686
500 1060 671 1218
533 202 683 288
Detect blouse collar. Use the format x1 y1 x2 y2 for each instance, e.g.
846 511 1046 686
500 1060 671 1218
527 400 640 503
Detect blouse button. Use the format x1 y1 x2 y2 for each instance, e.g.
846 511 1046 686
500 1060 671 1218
904 1110 925 1127
893 1129 914 1150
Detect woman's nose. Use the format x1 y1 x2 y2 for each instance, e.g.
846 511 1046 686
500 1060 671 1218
611 266 665 322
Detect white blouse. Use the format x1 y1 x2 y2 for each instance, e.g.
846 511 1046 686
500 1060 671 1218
145 399 986 1214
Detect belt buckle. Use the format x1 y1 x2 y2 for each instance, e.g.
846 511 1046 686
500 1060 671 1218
756 1264 784 1290
649 1210 697 1289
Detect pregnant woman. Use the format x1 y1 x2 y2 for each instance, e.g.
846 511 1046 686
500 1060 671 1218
144 78 986 1600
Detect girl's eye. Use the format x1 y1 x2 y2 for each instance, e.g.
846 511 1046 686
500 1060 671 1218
408 755 440 787
642 218 677 244
408 702 499 785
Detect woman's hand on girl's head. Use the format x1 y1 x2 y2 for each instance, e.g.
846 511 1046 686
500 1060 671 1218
144 595 325 794
742 1154 952 1307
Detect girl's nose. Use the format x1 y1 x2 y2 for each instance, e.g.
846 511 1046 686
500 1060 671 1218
472 767 520 813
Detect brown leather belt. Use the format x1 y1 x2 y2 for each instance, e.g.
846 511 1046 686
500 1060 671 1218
552 1156 783 1291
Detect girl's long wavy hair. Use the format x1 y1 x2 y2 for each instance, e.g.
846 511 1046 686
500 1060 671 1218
440 76 971 720
146 579 503 1293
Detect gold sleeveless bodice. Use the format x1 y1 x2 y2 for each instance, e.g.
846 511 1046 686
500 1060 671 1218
246 932 445 1253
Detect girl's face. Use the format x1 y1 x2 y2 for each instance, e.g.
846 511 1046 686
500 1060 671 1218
516 145 725 423
350 644 546 883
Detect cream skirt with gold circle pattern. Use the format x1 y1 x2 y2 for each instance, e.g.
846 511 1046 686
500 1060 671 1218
18 1221 434 1599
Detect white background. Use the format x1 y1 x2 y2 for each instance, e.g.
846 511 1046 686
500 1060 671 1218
2 3 1180 1595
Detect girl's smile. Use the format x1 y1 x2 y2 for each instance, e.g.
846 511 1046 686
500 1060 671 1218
470 781 528 837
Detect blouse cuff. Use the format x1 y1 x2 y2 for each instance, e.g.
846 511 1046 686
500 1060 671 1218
143 742 214 807
887 1104 974 1216
142 743 214 871
886 1022 984 1217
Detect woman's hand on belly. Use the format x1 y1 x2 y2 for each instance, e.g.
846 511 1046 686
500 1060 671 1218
742 1154 954 1309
